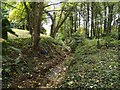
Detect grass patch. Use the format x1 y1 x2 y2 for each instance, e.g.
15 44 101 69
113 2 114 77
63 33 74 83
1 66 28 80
8 29 49 39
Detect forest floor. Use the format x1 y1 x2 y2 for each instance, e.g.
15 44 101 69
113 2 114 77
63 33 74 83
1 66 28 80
58 41 120 89
2 29 120 89
2 32 73 88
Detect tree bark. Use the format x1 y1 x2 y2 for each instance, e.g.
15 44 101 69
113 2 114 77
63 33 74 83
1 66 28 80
103 2 107 35
50 12 56 37
85 3 89 38
70 13 74 36
74 6 77 32
23 2 33 35
91 2 94 38
32 2 43 51
79 11 81 28
52 11 70 38
107 4 114 34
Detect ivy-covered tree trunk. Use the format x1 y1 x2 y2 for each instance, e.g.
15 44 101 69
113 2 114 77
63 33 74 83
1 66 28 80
50 12 55 37
103 2 107 36
79 11 81 28
107 4 114 34
118 18 120 40
85 3 89 38
74 7 77 32
32 2 43 51
70 13 74 36
91 2 94 38
118 2 120 40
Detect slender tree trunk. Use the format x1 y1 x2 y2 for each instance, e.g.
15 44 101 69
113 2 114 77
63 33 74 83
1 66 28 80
118 2 120 40
64 20 67 43
79 11 81 28
70 13 73 36
93 19 96 37
23 2 33 35
0 1 2 39
74 7 77 32
52 11 70 38
107 4 114 34
118 19 120 40
50 12 56 37
91 2 94 38
103 3 107 35
94 15 97 38
86 3 89 38
97 21 100 49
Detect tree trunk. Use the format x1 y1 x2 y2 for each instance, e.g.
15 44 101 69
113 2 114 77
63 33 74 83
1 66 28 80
70 13 73 36
91 2 94 38
118 2 120 40
51 11 70 38
50 12 56 37
79 11 81 28
97 20 100 49
32 2 43 51
94 15 97 38
64 20 67 43
107 4 114 34
74 7 77 32
86 3 89 38
103 3 107 36
118 20 120 40
23 2 33 35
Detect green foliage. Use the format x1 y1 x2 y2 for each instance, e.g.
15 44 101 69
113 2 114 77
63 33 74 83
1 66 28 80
67 32 84 52
1 39 8 55
9 2 26 22
2 18 18 40
74 39 99 61
41 27 47 35
2 39 21 88
2 39 8 48
1 2 16 18
8 2 27 29
110 31 118 40
55 32 65 41
102 30 119 47
2 34 71 88
59 40 119 88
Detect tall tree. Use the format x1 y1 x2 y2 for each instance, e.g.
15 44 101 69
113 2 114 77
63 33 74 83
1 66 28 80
23 2 33 35
32 2 44 51
23 2 44 51
118 2 120 40
74 5 77 32
85 2 90 38
91 2 94 38
107 3 114 34
69 12 74 36
45 3 75 38
103 2 107 35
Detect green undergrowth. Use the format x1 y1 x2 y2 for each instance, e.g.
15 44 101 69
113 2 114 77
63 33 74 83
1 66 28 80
58 39 119 88
2 36 70 88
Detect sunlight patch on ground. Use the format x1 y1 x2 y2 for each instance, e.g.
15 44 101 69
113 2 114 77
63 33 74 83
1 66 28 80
8 28 50 39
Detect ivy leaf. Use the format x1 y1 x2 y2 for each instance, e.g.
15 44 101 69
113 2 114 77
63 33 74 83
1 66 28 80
9 46 21 53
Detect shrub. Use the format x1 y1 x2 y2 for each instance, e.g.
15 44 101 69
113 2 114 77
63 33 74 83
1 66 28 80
110 31 118 40
67 32 84 52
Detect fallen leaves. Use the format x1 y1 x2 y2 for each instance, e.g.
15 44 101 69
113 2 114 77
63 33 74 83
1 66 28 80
2 37 71 88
